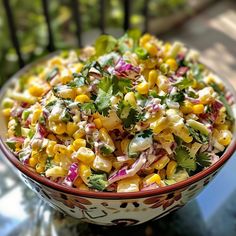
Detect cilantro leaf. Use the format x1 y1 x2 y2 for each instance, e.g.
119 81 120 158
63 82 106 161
210 82 234 121
138 129 153 138
196 152 211 167
80 102 97 115
117 100 139 128
46 67 59 82
88 173 108 191
68 74 85 88
95 88 112 116
112 76 131 95
6 140 16 151
174 77 193 90
14 118 22 137
170 91 185 103
95 35 117 56
188 126 209 144
95 77 113 116
175 146 196 171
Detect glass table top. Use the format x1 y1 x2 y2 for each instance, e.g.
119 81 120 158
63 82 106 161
0 152 236 236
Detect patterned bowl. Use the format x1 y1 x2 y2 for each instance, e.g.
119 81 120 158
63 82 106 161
0 54 236 226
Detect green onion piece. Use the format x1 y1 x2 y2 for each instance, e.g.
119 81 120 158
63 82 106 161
135 47 148 59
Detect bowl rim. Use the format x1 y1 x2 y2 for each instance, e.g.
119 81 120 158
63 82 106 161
0 51 236 200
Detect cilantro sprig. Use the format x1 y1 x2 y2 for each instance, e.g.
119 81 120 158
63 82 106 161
117 100 139 129
175 146 196 172
196 152 211 168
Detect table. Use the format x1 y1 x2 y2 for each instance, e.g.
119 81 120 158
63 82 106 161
0 1 236 235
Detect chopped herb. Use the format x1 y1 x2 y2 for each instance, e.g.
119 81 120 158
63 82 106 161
196 152 211 167
45 101 57 111
14 118 22 137
138 129 153 138
112 76 132 95
95 77 113 116
80 103 97 115
175 146 196 171
95 35 117 56
22 110 31 121
187 90 198 98
174 77 193 90
68 76 85 88
210 82 234 121
46 67 59 82
170 91 185 103
117 100 139 129
6 140 16 151
188 126 209 144
88 173 108 191
60 108 72 122
39 116 46 125
135 47 149 59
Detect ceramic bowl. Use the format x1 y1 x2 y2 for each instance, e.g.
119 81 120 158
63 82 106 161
0 54 236 226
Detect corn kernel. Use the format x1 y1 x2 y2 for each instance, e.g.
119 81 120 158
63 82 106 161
47 134 57 141
117 175 140 193
143 173 161 186
74 63 84 73
73 129 86 139
78 183 89 191
192 104 204 114
99 128 115 152
166 160 177 179
216 124 229 130
76 147 95 165
49 57 62 66
120 138 130 154
78 163 91 184
124 92 137 106
45 166 67 178
31 109 42 125
76 85 89 95
144 42 158 56
46 141 57 156
73 138 86 151
150 117 169 134
136 81 149 95
152 155 170 170
29 156 38 168
66 122 78 136
92 154 112 173
60 69 72 84
73 177 83 188
28 84 44 97
67 144 76 153
93 118 103 129
218 130 232 146
52 122 67 135
180 101 193 114
36 164 45 173
58 88 76 99
158 169 166 179
2 108 11 117
139 33 151 47
75 94 90 103
148 70 158 89
165 58 178 71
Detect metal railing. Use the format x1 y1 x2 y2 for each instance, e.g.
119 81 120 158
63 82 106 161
2 0 150 69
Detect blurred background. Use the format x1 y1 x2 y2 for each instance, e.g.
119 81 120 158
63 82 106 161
0 0 236 235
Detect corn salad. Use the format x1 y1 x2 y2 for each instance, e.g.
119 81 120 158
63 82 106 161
2 31 235 192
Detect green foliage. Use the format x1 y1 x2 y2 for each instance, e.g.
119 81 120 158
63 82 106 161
175 145 196 171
